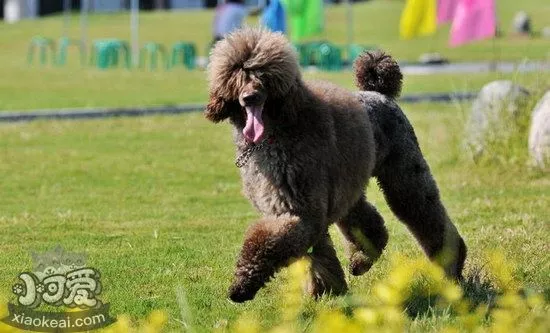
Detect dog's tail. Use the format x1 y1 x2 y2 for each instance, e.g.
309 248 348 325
353 51 403 99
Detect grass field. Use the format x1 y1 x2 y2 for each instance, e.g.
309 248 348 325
0 0 549 110
0 102 548 331
0 0 549 332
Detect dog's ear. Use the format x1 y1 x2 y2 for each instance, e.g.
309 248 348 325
205 96 234 123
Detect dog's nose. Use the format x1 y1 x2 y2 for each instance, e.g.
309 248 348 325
241 92 261 105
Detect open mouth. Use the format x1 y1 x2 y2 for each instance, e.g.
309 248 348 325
243 104 265 144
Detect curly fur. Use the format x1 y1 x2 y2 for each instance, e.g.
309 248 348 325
206 28 467 303
353 51 403 99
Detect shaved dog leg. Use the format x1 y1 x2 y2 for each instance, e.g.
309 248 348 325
375 153 467 279
228 215 323 302
337 196 388 276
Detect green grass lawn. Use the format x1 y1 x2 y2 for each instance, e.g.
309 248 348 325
0 0 548 331
1 67 548 111
0 101 548 331
0 0 549 110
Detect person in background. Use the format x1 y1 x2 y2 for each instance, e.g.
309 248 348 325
212 0 247 43
282 0 324 42
261 0 286 33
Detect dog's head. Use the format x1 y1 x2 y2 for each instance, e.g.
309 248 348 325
206 28 301 144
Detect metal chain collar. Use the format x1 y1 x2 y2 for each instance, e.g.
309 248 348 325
235 140 267 168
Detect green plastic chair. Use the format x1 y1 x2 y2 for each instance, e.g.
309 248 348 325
140 42 168 70
295 41 325 67
308 42 342 71
57 37 86 66
90 39 131 70
27 36 56 66
171 42 197 70
294 43 307 66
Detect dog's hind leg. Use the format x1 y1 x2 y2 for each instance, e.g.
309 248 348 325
337 196 388 276
362 98 467 279
374 151 467 279
306 233 347 298
228 214 324 302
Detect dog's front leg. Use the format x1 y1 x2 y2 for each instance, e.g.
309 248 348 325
228 213 323 303
306 233 347 298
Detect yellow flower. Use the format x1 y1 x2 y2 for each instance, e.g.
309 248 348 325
232 315 260 333
387 262 415 291
281 258 310 322
147 310 168 329
491 308 517 333
354 308 379 325
454 299 472 315
487 252 518 292
374 284 403 305
424 261 446 283
526 294 544 308
381 306 405 325
497 293 524 309
441 283 463 302
111 314 132 333
458 311 483 332
313 310 361 333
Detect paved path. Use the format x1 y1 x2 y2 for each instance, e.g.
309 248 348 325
200 56 550 75
0 92 477 123
400 60 550 75
2 60 545 123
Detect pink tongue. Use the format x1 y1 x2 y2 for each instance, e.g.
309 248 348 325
243 105 264 144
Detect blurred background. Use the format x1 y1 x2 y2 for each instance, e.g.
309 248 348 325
0 0 548 111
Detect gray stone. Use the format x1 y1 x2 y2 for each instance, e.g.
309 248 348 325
512 11 532 35
466 80 530 157
529 91 550 169
418 52 449 65
542 26 550 39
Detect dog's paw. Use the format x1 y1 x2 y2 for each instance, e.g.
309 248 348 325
306 274 348 299
228 280 258 303
349 252 374 276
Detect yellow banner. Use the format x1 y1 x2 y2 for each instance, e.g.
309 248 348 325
400 0 437 39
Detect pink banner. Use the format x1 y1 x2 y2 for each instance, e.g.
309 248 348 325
450 0 496 47
438 0 459 24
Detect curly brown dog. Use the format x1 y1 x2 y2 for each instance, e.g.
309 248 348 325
205 28 467 303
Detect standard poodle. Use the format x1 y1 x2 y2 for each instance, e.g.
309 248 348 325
205 28 467 303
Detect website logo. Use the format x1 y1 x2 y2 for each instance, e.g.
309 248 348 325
1 246 116 332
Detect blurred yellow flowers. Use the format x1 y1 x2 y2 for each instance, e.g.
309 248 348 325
0 251 547 333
